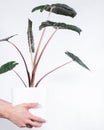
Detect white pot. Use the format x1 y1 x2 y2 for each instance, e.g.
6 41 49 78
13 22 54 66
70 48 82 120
11 87 47 119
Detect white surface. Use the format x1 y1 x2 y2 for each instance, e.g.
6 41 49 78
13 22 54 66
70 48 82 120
0 0 104 130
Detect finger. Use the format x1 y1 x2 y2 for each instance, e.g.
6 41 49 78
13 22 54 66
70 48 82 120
30 115 46 123
26 124 33 128
28 121 43 128
23 103 39 109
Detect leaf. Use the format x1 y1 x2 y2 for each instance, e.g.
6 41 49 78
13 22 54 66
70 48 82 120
32 5 49 12
0 61 18 74
27 19 35 53
0 34 18 42
65 51 90 71
32 3 77 18
39 21 82 34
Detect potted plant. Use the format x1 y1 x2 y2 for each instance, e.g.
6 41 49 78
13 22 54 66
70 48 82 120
0 3 89 118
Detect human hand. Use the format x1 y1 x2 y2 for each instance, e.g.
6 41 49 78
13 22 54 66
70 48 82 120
8 103 46 128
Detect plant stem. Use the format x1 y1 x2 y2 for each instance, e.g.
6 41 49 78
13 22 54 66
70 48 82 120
29 28 46 87
13 70 27 87
30 28 58 87
33 7 54 67
33 28 46 66
47 6 54 20
30 8 55 87
33 7 53 67
29 47 34 68
7 40 31 87
36 29 58 67
35 60 73 87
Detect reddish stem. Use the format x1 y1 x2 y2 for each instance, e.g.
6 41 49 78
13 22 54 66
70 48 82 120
35 60 73 87
7 40 31 87
13 70 27 87
30 29 58 87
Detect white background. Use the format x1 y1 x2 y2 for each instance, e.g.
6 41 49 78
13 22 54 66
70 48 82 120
0 0 104 130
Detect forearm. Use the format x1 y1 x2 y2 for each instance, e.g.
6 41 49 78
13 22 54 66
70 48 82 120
0 99 12 119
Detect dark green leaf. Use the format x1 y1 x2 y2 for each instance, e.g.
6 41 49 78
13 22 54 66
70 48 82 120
39 20 82 34
32 3 77 18
0 61 18 74
0 34 18 42
65 51 90 71
32 5 49 12
27 19 35 53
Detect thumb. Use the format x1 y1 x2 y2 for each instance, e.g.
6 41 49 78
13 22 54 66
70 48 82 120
23 103 39 109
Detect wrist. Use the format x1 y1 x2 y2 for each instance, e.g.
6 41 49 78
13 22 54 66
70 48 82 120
0 99 13 119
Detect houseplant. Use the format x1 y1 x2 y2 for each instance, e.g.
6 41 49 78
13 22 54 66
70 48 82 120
0 3 89 118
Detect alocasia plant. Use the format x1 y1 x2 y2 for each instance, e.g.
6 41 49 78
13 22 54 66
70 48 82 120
0 3 90 87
